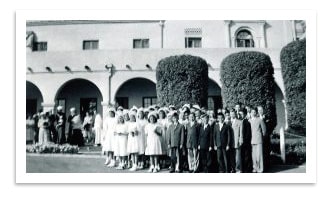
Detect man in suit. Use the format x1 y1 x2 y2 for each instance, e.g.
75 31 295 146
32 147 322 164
198 113 212 173
185 112 200 173
167 111 185 173
249 108 267 173
257 106 272 171
229 109 243 173
55 106 66 144
213 112 231 173
239 108 252 173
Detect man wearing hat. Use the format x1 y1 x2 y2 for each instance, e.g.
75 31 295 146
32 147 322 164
55 106 66 144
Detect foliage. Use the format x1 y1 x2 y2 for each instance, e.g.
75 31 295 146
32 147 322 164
156 54 208 108
280 39 306 135
220 51 277 132
26 142 79 154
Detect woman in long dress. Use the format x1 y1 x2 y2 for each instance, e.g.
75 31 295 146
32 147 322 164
26 114 35 143
114 114 129 170
136 108 147 169
158 109 168 169
145 111 163 173
38 112 50 145
93 113 102 146
102 108 117 167
127 112 139 171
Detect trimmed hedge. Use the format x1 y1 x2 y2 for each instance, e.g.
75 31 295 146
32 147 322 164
156 54 208 108
220 51 277 132
280 39 306 135
26 142 79 154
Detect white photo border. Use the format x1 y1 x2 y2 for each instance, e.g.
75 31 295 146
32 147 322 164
16 9 316 183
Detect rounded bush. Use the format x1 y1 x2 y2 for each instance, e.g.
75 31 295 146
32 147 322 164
280 39 306 134
220 51 277 132
156 54 208 108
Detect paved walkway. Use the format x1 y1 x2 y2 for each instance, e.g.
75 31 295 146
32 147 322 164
26 152 306 173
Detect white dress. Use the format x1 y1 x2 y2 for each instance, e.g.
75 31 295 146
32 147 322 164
127 122 139 154
114 123 128 157
145 123 163 155
102 117 116 152
137 119 147 155
94 114 102 145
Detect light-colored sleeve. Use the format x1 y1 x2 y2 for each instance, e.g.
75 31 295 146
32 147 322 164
239 120 243 145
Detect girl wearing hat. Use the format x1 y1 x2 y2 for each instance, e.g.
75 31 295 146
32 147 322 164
114 115 129 170
102 108 116 167
145 112 163 172
136 108 147 169
158 109 168 169
127 112 139 171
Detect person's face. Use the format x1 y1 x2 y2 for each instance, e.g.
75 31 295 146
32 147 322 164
184 112 189 119
167 115 172 122
217 115 224 123
230 111 236 119
258 107 264 115
159 111 165 119
109 111 115 117
149 116 155 123
70 110 76 116
235 105 240 111
195 111 201 118
189 114 195 122
139 111 144 119
239 111 245 119
124 114 130 121
172 116 178 123
130 115 136 122
203 116 209 124
251 110 257 118
225 113 230 120
179 113 184 120
118 116 124 124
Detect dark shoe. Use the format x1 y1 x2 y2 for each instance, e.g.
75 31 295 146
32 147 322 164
169 169 175 173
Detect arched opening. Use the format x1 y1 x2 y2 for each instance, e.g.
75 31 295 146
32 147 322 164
208 78 222 112
55 79 103 119
26 81 43 117
115 78 156 109
236 29 255 48
275 83 286 133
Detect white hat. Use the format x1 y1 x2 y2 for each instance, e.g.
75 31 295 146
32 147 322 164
192 104 201 110
57 106 63 111
131 105 138 112
129 110 137 117
123 109 129 115
148 111 158 118
168 105 176 110
108 107 115 113
117 106 124 111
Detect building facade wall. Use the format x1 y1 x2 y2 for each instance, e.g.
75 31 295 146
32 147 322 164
26 20 295 132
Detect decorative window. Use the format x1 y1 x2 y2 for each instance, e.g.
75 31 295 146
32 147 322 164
236 30 254 48
133 39 149 48
184 28 202 35
143 97 157 108
33 42 47 51
83 40 99 50
185 37 202 48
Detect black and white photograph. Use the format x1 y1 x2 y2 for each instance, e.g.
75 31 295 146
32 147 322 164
15 9 316 184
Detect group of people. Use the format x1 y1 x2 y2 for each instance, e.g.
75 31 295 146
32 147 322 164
26 106 102 147
100 103 270 173
26 103 271 173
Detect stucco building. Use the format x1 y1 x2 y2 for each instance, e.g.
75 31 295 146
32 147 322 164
26 20 306 140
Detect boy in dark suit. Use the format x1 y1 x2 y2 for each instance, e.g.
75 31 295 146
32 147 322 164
213 112 232 173
167 111 185 173
198 113 212 173
185 112 200 172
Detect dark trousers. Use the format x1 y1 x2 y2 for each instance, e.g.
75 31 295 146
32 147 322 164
241 144 252 173
57 126 66 144
217 147 228 173
170 147 181 171
199 149 210 173
71 129 84 146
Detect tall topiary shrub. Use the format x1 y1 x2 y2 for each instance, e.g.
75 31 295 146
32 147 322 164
220 51 277 132
280 39 306 135
156 54 208 108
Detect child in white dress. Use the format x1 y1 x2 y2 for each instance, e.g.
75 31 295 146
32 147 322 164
127 112 139 171
102 108 117 167
136 108 147 169
145 112 163 173
114 114 129 170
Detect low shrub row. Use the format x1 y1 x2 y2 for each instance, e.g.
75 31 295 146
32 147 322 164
26 142 79 154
